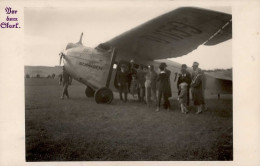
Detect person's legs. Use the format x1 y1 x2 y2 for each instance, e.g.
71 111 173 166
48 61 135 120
163 93 170 110
196 104 202 114
145 86 148 101
181 103 187 113
156 90 162 111
145 86 149 105
137 86 141 101
119 85 123 101
140 86 145 102
66 83 70 98
62 82 69 99
187 87 190 106
180 103 184 113
148 87 151 103
202 89 207 111
65 86 69 98
143 86 146 100
183 103 188 113
128 78 131 93
132 86 137 99
123 84 128 102
151 88 157 104
191 88 196 111
145 86 151 106
61 82 65 99
139 87 143 102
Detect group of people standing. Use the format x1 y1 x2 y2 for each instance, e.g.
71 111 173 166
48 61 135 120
117 60 171 111
177 62 206 114
117 60 206 114
60 60 206 114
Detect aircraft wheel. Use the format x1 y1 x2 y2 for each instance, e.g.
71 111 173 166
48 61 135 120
94 87 113 104
85 86 95 97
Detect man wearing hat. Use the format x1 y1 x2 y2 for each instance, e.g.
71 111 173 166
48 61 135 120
117 64 129 102
156 62 172 111
128 59 137 93
60 66 72 99
191 62 207 111
191 68 204 114
191 62 199 80
177 64 191 106
164 63 172 99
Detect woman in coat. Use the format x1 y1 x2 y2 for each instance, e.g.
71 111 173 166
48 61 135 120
191 68 204 114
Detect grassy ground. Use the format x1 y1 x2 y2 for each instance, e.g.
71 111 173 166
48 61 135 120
25 78 232 161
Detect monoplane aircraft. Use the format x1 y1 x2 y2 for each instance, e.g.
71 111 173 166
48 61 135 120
59 7 232 104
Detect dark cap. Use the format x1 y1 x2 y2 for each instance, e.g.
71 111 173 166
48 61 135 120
181 64 187 69
159 62 167 68
192 62 199 67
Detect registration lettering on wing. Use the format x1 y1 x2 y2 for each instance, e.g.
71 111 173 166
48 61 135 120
140 21 202 44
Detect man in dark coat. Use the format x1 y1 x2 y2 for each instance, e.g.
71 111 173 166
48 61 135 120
128 59 137 92
177 64 191 106
117 64 129 102
156 62 171 111
165 67 172 98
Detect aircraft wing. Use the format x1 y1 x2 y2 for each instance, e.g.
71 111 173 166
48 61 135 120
209 75 232 81
195 69 232 95
97 7 232 60
205 73 233 94
205 70 232 80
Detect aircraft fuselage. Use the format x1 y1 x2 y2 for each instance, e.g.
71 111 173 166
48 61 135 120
61 40 232 103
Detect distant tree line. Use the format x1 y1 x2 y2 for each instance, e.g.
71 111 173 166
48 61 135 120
25 73 56 79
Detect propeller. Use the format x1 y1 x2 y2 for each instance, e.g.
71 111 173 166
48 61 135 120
77 32 83 44
59 33 83 65
59 52 64 65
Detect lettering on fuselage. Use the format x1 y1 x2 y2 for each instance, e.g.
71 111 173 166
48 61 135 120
78 61 103 70
140 21 202 44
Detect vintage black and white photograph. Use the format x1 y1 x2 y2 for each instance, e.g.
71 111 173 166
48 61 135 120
24 3 233 161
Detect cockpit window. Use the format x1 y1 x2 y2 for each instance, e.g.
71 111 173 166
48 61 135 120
95 43 111 52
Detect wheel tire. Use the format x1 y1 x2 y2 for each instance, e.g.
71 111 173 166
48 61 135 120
94 87 113 104
85 86 95 97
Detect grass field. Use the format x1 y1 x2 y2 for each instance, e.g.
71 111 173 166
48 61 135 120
25 78 233 161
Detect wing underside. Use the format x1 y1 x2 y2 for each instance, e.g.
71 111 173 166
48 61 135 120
97 7 232 61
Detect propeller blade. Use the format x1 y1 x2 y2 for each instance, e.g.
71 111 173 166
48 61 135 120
77 32 83 45
59 52 63 65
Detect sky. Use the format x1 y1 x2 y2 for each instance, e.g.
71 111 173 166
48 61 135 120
24 3 232 69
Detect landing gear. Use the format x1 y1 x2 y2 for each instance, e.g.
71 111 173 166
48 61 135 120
85 86 95 97
94 87 113 104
